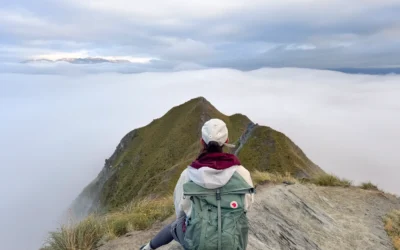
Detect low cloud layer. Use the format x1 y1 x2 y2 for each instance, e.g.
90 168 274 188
1 68 400 249
1 0 400 71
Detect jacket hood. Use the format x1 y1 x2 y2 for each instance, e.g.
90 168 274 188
188 153 241 189
190 152 241 170
187 166 239 189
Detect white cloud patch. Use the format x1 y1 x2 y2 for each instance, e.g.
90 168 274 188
285 43 317 50
24 40 91 48
0 43 157 64
1 68 400 250
31 50 90 60
0 45 52 61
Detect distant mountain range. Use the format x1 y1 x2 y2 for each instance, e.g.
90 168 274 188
22 57 132 64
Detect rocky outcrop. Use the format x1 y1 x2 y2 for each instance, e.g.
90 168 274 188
234 122 258 156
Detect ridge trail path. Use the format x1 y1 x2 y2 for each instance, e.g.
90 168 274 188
99 184 400 250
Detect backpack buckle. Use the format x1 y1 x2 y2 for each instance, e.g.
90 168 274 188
216 189 221 200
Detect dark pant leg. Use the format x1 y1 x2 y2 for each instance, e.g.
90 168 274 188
149 224 174 249
170 216 187 250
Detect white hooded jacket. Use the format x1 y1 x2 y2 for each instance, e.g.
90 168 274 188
173 164 254 218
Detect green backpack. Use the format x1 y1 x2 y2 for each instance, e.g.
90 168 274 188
182 172 255 250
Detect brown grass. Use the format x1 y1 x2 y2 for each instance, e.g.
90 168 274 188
252 170 297 186
105 197 174 237
41 215 102 250
41 197 174 250
359 181 379 191
311 174 352 187
384 210 400 250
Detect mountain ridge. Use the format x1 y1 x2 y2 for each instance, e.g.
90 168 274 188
71 97 323 217
44 97 400 250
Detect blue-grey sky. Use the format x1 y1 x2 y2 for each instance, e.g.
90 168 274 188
1 0 400 73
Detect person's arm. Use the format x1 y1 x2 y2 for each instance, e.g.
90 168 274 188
173 169 188 218
236 166 255 211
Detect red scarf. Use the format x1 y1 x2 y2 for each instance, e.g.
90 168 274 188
190 152 241 170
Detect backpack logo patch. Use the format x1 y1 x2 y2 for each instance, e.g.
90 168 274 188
230 201 238 209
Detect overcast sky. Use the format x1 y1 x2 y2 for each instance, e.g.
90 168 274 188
1 0 400 72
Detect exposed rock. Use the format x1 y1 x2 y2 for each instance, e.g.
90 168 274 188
234 122 258 156
99 184 400 250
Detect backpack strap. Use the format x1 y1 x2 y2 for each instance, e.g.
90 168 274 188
216 188 222 250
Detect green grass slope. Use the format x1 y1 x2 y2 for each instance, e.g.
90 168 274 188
99 97 250 210
74 96 323 213
237 126 324 178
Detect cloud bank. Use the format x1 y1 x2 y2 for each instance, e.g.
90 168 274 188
1 68 400 249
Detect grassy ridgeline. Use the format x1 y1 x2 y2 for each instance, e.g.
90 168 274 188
41 198 174 250
98 97 251 210
51 97 328 250
75 97 323 214
85 98 323 211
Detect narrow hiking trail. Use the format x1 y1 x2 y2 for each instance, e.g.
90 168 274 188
98 184 400 250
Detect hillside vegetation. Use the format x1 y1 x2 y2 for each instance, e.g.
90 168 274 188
43 97 400 250
385 210 400 250
100 97 251 210
72 97 323 214
237 126 324 177
44 97 330 249
42 198 173 250
310 174 352 187
98 184 400 250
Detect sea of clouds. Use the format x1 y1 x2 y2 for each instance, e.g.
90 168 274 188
1 68 399 249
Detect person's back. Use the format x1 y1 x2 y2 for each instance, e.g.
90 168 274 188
180 157 254 250
141 118 254 250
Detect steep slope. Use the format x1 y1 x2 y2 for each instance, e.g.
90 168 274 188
71 97 322 216
237 125 324 178
99 183 400 250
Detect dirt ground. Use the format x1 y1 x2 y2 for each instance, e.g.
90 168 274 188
99 183 400 250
